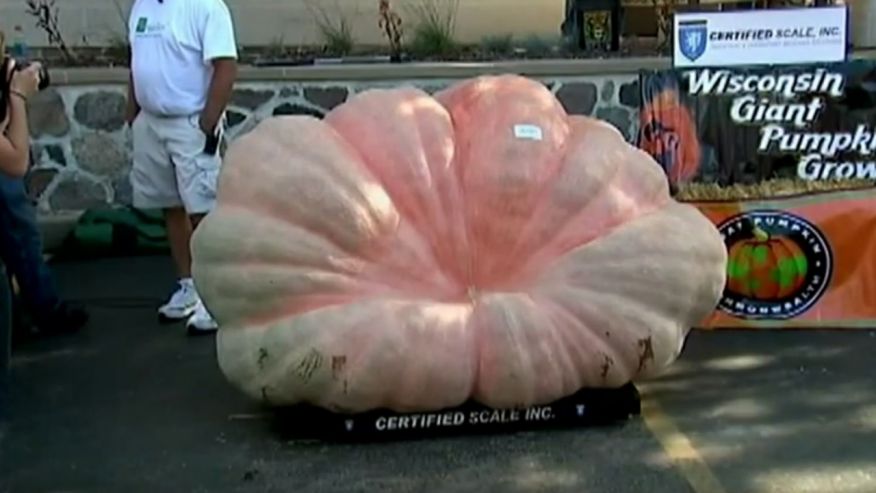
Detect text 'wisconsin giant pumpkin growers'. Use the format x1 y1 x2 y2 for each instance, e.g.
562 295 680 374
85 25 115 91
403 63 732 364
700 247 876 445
190 74 728 414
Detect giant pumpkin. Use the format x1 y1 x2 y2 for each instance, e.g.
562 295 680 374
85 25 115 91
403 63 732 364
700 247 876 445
191 75 727 414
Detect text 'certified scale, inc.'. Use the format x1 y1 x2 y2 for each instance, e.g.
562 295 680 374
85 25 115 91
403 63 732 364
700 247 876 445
673 5 849 68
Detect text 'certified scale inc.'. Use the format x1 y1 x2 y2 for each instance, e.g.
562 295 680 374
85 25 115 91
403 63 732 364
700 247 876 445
673 6 849 69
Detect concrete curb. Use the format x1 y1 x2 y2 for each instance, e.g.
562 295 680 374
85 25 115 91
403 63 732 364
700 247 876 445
42 51 876 86
38 211 84 252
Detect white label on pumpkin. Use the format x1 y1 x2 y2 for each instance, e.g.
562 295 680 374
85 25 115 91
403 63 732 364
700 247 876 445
513 124 543 141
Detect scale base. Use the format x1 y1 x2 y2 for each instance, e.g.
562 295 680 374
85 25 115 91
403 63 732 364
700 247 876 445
270 383 642 442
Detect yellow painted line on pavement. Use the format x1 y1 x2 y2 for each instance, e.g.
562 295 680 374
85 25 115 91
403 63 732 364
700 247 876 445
640 395 728 493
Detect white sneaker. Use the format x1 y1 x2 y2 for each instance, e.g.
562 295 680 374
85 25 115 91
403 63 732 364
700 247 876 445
158 278 199 322
186 301 219 335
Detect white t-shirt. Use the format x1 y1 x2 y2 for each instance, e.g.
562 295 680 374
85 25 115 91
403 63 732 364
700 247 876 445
128 0 237 116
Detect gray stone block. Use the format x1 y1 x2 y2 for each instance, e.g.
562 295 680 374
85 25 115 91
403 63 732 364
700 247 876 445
278 86 299 98
272 103 324 118
74 91 126 131
72 133 129 177
303 87 349 111
25 168 58 200
49 175 108 211
226 110 247 128
555 82 597 115
232 88 275 110
619 81 641 108
28 89 69 137
596 107 634 142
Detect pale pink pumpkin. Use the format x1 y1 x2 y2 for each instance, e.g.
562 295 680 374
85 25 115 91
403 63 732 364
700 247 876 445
191 74 727 413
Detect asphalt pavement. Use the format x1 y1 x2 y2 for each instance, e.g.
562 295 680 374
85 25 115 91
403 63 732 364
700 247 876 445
1 256 874 493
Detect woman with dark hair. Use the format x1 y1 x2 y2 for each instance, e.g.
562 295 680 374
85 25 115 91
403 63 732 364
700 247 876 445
0 34 43 380
0 36 88 380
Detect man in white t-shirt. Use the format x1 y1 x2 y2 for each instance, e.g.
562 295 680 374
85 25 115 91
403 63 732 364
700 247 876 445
125 0 238 335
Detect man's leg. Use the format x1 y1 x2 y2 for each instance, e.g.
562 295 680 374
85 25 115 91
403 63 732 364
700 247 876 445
164 206 194 278
158 207 205 324
0 172 87 336
163 114 223 335
130 112 201 323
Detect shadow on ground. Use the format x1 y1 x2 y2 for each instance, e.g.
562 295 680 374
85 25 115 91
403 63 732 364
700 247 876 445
642 329 876 493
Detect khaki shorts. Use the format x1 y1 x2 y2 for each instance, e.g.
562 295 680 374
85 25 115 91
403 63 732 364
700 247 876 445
130 111 222 215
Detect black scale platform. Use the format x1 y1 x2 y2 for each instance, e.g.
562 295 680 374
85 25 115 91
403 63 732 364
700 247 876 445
270 383 642 442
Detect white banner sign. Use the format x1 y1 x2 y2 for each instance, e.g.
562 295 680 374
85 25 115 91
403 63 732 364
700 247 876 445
673 6 849 68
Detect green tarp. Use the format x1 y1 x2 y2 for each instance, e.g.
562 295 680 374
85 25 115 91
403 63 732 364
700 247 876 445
58 207 170 259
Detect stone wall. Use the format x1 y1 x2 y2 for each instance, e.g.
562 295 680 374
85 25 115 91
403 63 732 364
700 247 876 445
24 67 642 215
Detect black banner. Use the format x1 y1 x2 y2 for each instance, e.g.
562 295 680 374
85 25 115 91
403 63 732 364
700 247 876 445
637 59 876 186
271 383 641 442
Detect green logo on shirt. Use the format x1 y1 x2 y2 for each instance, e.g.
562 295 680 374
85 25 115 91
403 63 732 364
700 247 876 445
135 17 148 33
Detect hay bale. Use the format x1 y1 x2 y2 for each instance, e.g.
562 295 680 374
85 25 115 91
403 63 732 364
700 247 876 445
675 179 876 201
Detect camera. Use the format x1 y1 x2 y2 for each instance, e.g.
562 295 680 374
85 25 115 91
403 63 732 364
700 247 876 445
3 57 50 92
12 61 50 92
0 56 49 123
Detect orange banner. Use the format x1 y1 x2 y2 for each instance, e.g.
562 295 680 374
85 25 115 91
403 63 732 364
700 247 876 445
687 188 876 329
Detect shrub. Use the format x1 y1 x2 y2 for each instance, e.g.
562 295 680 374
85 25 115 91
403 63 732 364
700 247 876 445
378 0 404 59
307 0 355 56
406 0 459 58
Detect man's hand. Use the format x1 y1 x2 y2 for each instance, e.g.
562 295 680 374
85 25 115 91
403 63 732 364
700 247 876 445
199 57 237 135
197 114 215 135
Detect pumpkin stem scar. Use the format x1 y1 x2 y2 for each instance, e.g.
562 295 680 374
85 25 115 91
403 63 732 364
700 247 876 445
600 353 614 380
295 349 323 383
639 393 728 493
331 356 347 380
752 225 770 242
637 337 655 373
257 348 269 369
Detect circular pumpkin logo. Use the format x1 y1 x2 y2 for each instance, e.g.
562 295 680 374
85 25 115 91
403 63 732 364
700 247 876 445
716 210 832 320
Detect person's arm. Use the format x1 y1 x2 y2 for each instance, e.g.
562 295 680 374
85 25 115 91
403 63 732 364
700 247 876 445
0 92 31 177
0 63 42 177
198 58 236 134
197 0 238 134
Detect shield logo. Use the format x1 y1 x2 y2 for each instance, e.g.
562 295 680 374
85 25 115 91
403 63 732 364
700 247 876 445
678 20 708 62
